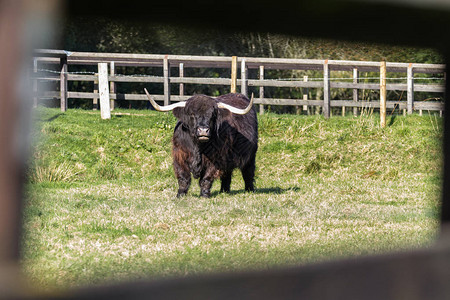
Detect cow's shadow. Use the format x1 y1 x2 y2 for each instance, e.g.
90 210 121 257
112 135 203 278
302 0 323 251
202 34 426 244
210 186 300 197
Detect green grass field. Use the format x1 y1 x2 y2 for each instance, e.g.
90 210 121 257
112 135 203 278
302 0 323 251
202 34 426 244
22 107 443 289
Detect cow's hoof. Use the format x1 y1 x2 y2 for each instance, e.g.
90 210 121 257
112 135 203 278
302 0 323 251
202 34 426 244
200 191 211 198
177 192 187 198
245 186 255 193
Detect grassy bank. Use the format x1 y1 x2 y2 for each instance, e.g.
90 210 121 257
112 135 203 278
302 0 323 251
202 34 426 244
22 107 443 289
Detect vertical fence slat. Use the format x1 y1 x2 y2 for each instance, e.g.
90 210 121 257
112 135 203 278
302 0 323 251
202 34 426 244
323 60 330 119
442 72 446 117
110 61 115 110
341 72 346 116
407 63 414 115
380 59 387 128
259 65 264 115
231 56 237 93
303 76 309 115
241 58 247 97
59 56 68 112
353 68 359 116
179 63 184 98
163 55 170 105
98 63 111 120
93 75 98 110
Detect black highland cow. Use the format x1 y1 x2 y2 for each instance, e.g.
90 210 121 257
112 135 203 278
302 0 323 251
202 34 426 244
145 89 258 197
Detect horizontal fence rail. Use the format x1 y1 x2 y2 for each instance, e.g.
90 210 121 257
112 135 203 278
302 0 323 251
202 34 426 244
32 49 446 118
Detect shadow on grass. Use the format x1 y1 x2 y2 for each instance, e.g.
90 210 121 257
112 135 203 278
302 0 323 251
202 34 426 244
388 115 397 127
210 186 301 197
44 113 64 122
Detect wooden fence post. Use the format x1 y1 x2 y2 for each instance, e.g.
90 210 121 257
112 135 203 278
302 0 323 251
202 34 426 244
241 58 248 97
407 63 414 115
380 59 387 128
442 72 446 117
323 60 330 119
110 61 115 110
59 55 68 112
353 68 359 116
259 65 264 115
231 56 237 93
98 63 111 120
163 55 170 105
303 76 309 115
179 63 184 97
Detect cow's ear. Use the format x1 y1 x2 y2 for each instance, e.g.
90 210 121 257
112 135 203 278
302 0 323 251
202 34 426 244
172 107 184 120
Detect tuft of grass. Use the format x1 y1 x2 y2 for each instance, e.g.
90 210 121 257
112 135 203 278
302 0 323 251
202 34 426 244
95 160 120 180
28 161 83 183
22 108 443 290
305 161 321 174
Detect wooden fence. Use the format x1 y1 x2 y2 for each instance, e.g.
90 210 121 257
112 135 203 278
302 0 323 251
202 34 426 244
33 49 446 118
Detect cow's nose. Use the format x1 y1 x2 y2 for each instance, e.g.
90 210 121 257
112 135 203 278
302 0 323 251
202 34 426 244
197 127 210 137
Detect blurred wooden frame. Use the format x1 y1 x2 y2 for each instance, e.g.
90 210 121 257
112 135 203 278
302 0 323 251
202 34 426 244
1 0 450 299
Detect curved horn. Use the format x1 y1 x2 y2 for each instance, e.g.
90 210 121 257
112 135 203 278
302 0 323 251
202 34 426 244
217 93 254 115
144 88 186 112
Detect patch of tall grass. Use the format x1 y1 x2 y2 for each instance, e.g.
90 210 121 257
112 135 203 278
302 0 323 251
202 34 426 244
28 161 83 183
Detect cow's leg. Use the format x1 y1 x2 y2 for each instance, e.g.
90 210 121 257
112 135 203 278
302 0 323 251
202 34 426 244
173 149 191 197
176 173 191 197
199 178 213 198
220 171 232 193
199 166 216 198
241 156 256 192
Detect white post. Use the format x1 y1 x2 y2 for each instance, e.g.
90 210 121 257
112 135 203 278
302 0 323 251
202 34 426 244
407 63 414 115
98 63 111 120
241 58 247 97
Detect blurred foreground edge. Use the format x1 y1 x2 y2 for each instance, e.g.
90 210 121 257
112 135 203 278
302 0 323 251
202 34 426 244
2 0 450 299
